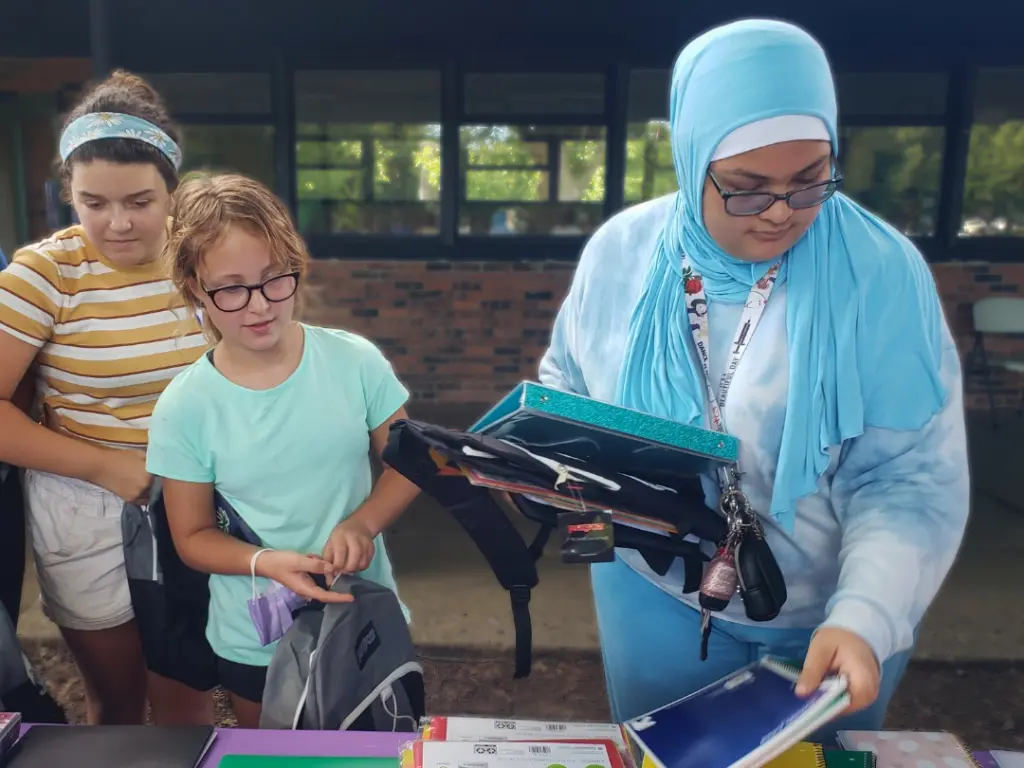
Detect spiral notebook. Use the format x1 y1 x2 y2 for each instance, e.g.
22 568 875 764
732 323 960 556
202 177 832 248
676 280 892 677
760 742 878 768
765 743 827 767
836 731 980 767
623 657 850 768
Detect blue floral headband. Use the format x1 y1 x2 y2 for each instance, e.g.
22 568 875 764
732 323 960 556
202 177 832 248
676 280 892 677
59 112 182 170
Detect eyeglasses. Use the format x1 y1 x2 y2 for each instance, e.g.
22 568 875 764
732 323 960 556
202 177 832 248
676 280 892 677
707 169 843 217
202 271 300 313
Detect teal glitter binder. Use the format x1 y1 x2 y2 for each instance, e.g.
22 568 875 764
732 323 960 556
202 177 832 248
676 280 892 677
469 381 738 479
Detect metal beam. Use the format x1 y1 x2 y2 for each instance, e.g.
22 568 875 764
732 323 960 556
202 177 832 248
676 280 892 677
89 0 112 79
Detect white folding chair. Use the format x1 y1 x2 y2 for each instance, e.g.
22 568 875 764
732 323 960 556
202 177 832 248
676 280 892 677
968 296 1024 425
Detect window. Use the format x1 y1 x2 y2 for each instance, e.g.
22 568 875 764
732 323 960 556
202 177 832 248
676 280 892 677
836 72 947 238
835 72 948 119
459 125 606 235
294 71 442 236
961 68 1024 237
142 72 273 115
624 69 677 204
623 69 948 235
839 127 944 237
143 72 276 189
460 71 607 236
180 125 275 189
463 72 605 116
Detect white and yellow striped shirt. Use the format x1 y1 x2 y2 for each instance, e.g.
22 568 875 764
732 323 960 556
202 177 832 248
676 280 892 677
0 225 207 448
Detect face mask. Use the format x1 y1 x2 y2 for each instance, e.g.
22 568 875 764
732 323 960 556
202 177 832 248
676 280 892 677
247 548 310 646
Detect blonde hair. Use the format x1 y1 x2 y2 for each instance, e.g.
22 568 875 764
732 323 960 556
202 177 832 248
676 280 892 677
165 172 310 342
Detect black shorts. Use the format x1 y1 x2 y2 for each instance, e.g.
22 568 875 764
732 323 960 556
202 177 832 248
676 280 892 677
216 656 268 704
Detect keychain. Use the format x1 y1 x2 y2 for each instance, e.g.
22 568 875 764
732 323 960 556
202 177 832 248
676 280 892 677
697 486 750 660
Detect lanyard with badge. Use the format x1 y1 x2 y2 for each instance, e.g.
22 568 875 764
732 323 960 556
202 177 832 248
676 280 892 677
681 256 788 660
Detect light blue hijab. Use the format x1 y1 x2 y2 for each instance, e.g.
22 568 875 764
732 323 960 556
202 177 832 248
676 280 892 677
614 19 948 533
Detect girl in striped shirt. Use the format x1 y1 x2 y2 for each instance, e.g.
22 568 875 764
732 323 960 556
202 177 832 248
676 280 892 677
0 71 213 725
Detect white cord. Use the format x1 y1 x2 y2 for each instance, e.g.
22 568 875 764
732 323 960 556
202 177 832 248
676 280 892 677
380 684 417 732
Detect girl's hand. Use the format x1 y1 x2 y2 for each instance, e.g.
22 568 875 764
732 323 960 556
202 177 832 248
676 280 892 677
322 519 376 576
255 550 353 603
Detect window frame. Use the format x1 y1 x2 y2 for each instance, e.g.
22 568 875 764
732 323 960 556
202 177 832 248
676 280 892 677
290 66 445 241
946 65 1024 259
128 57 1020 264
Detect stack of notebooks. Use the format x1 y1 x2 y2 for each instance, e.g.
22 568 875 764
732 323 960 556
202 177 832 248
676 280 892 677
400 657 851 768
403 658 1013 768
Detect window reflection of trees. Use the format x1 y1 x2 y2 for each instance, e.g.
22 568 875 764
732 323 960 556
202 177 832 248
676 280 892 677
961 121 1024 237
621 121 948 240
458 125 606 236
296 123 442 236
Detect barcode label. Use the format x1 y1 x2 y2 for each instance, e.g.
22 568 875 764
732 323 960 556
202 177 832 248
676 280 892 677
528 746 552 755
544 724 568 732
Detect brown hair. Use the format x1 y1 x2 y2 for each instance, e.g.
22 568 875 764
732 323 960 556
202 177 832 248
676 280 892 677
58 69 181 199
165 172 310 343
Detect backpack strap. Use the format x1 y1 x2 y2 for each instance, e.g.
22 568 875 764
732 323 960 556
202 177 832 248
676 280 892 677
446 488 542 679
383 421 542 678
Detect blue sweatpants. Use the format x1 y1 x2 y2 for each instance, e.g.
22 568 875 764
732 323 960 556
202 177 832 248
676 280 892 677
591 556 913 744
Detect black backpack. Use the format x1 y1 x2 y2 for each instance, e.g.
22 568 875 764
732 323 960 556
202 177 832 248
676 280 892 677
381 418 729 679
122 479 263 692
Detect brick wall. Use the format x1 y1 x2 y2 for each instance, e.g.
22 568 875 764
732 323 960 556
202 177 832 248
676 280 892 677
298 259 1023 413
302 260 574 410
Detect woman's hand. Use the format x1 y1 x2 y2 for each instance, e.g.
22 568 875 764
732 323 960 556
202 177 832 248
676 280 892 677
255 550 353 604
90 448 152 505
796 627 881 714
322 519 376 576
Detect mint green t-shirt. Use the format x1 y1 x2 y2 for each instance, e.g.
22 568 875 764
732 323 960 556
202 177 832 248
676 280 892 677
146 324 410 667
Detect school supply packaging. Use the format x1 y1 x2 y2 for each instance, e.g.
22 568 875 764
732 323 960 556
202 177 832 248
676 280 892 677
835 731 982 767
402 738 627 768
218 758 399 768
419 715 628 751
622 657 849 768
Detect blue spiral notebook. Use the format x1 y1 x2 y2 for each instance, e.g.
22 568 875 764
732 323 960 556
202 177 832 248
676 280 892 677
623 657 850 768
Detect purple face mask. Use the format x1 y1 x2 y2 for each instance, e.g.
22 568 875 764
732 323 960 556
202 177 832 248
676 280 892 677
247 549 311 646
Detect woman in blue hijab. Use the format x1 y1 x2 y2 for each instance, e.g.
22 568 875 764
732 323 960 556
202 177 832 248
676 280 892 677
539 19 969 736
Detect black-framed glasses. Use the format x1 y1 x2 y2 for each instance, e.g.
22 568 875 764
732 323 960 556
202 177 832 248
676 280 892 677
708 169 843 217
202 271 300 313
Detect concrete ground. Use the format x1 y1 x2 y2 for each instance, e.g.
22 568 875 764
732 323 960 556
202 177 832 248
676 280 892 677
16 407 1024 661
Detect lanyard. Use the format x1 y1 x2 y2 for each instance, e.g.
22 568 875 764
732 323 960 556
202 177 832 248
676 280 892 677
681 257 781 490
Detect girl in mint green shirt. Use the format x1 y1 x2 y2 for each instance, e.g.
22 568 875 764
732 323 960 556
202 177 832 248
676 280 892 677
146 173 420 727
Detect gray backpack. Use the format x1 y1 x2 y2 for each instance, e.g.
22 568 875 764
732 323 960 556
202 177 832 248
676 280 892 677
259 574 425 731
